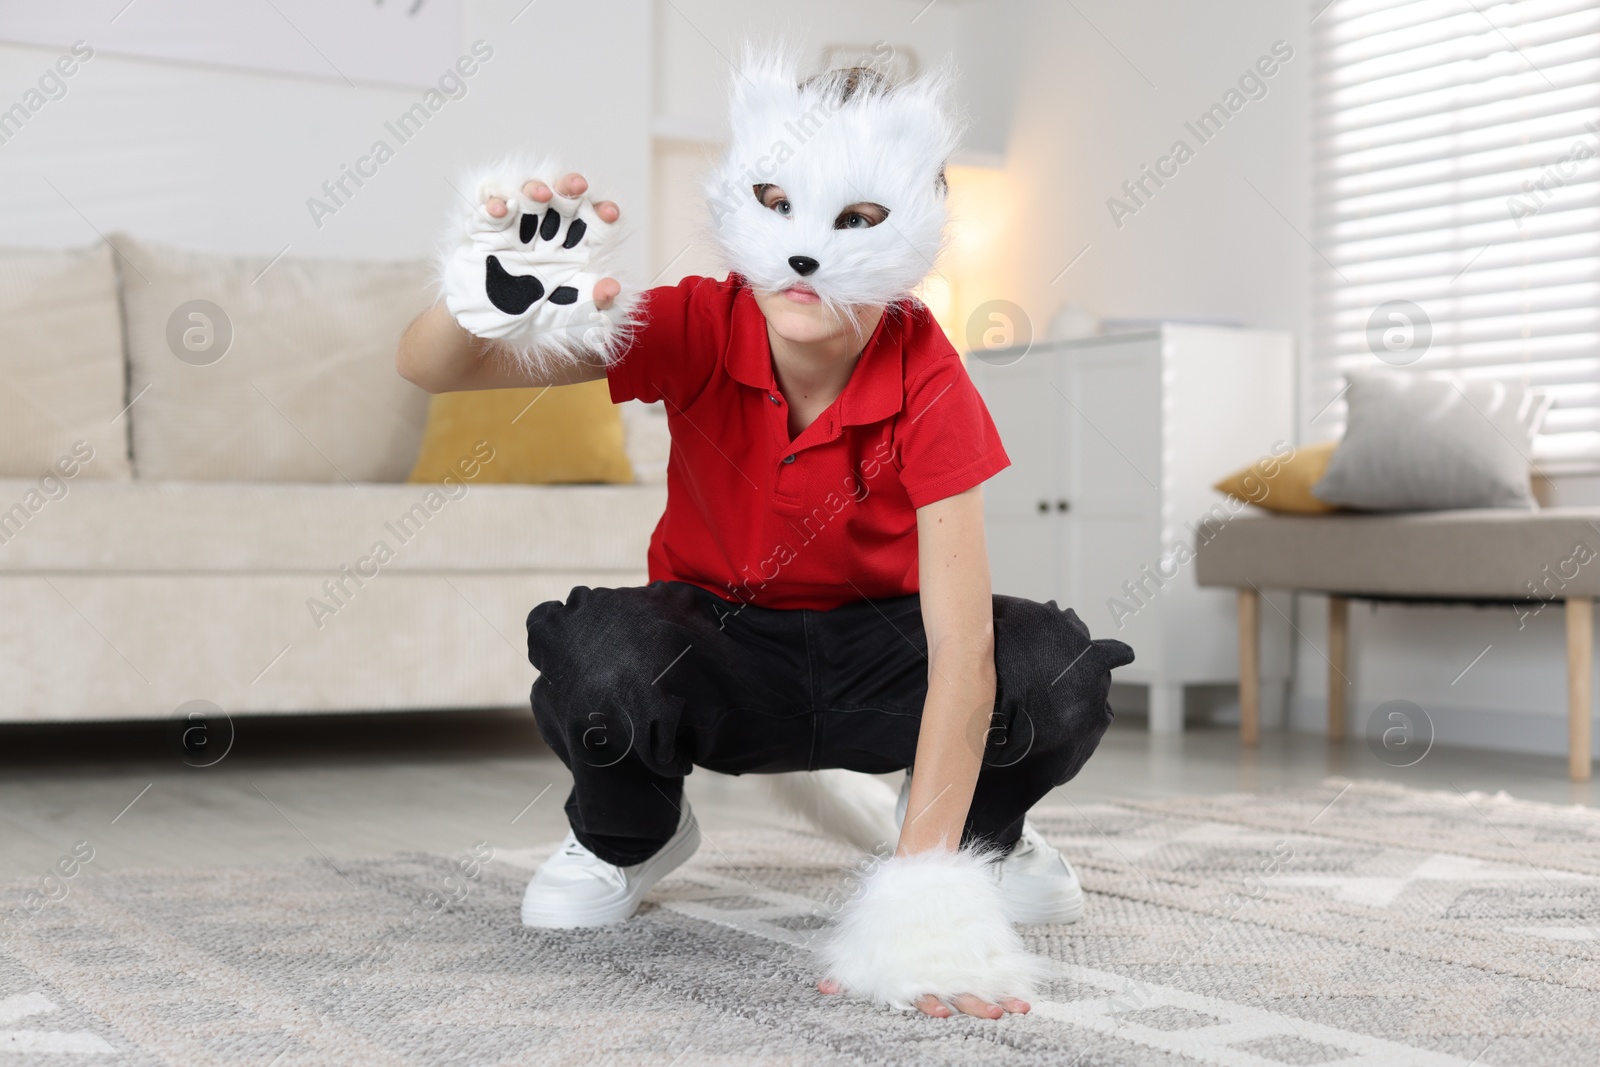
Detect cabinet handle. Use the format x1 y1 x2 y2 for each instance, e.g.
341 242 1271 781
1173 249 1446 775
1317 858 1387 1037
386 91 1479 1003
1057 499 1071 512
1037 499 1050 514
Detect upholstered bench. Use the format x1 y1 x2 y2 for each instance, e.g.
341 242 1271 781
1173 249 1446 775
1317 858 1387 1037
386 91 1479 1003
1194 509 1600 780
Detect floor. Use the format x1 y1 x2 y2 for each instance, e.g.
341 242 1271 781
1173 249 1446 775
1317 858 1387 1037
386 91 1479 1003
2 706 1592 881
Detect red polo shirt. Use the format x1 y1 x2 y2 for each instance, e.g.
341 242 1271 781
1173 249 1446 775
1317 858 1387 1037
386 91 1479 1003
607 274 1010 610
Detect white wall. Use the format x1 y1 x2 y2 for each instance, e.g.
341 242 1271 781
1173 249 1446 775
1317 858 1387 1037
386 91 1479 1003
0 0 654 279
960 0 1310 348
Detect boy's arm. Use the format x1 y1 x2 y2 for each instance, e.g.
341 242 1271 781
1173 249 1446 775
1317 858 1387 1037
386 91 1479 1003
899 485 994 858
896 486 1033 1020
396 301 608 393
396 171 620 394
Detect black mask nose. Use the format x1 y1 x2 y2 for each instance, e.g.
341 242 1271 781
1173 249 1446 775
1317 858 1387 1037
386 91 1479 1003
788 255 819 277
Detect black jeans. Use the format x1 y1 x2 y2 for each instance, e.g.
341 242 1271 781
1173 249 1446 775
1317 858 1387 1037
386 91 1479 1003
526 581 1135 867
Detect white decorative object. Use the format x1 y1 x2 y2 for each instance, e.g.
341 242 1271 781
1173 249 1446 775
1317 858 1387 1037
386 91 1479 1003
967 326 1294 733
1047 303 1097 341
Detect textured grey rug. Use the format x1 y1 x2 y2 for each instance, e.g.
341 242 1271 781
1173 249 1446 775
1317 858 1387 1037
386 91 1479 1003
3 779 1598 1066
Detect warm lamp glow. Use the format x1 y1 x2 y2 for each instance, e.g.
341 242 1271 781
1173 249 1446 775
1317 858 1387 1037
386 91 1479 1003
914 271 954 338
931 163 1013 353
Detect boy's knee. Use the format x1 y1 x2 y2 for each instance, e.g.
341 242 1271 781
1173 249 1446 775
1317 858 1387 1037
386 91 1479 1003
993 597 1095 703
528 584 701 758
527 584 690 676
991 596 1129 755
531 646 664 771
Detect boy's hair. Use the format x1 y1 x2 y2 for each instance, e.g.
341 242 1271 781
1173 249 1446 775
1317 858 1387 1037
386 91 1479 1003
800 66 948 195
800 64 888 102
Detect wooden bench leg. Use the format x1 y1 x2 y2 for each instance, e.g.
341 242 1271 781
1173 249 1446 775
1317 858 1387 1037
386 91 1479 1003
1568 596 1593 782
1328 596 1349 742
1238 588 1260 747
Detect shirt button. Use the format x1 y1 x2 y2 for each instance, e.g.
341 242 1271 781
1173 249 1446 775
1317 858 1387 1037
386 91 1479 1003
783 454 796 464
769 394 781 405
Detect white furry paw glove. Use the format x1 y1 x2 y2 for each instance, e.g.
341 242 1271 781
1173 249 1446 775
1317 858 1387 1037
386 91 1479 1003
818 848 1048 1012
439 159 637 372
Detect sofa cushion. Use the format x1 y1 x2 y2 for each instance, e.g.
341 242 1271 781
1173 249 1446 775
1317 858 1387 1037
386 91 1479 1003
115 235 435 482
1312 370 1548 511
407 380 634 485
0 479 667 574
1193 508 1600 599
1214 440 1339 514
0 243 132 480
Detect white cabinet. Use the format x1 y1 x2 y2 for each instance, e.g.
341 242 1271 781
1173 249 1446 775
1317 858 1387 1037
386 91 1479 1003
967 326 1294 732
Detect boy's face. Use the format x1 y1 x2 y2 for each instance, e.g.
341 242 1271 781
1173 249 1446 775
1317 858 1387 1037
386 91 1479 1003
705 50 957 321
750 181 888 347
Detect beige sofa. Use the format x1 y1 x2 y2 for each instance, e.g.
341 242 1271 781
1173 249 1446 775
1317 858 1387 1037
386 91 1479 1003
0 239 666 723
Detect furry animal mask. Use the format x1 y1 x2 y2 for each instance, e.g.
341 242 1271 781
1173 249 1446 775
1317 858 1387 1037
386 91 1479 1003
702 43 963 320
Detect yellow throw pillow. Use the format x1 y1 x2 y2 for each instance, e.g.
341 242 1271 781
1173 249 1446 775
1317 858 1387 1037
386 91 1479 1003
406 379 634 485
1213 440 1341 514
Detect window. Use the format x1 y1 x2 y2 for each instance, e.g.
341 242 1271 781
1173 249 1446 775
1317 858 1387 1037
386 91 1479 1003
1313 0 1600 470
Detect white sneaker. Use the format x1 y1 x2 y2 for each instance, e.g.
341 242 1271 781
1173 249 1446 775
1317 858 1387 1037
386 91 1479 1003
520 803 701 928
994 820 1085 925
895 772 1083 925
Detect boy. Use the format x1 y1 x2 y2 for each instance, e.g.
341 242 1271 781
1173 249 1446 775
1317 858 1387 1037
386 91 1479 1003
398 47 1132 1017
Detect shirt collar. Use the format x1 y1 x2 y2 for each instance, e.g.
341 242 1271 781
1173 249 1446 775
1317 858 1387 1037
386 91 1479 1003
724 277 905 429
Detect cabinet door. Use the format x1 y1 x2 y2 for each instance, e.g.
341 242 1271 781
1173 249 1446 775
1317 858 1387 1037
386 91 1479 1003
1061 341 1162 520
1058 341 1163 653
968 352 1064 603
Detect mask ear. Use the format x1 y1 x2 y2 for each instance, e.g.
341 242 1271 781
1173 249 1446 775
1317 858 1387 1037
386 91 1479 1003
724 41 808 157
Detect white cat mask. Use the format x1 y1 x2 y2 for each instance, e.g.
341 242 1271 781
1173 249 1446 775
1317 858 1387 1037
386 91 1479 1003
702 44 963 320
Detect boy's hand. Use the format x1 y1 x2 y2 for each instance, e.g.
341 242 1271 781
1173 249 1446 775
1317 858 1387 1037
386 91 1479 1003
814 846 1045 1018
817 978 1030 1020
439 160 634 369
482 172 622 311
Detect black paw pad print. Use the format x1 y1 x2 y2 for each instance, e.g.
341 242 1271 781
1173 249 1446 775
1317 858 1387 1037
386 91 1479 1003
485 209 586 315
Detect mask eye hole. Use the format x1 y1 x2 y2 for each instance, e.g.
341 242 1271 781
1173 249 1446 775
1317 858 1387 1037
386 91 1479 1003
834 202 890 230
753 183 793 218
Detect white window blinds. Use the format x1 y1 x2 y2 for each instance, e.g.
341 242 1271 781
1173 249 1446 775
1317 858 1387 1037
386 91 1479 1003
1312 0 1600 471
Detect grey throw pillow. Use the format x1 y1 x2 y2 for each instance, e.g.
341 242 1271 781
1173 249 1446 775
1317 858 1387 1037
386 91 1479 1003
1313 370 1549 511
